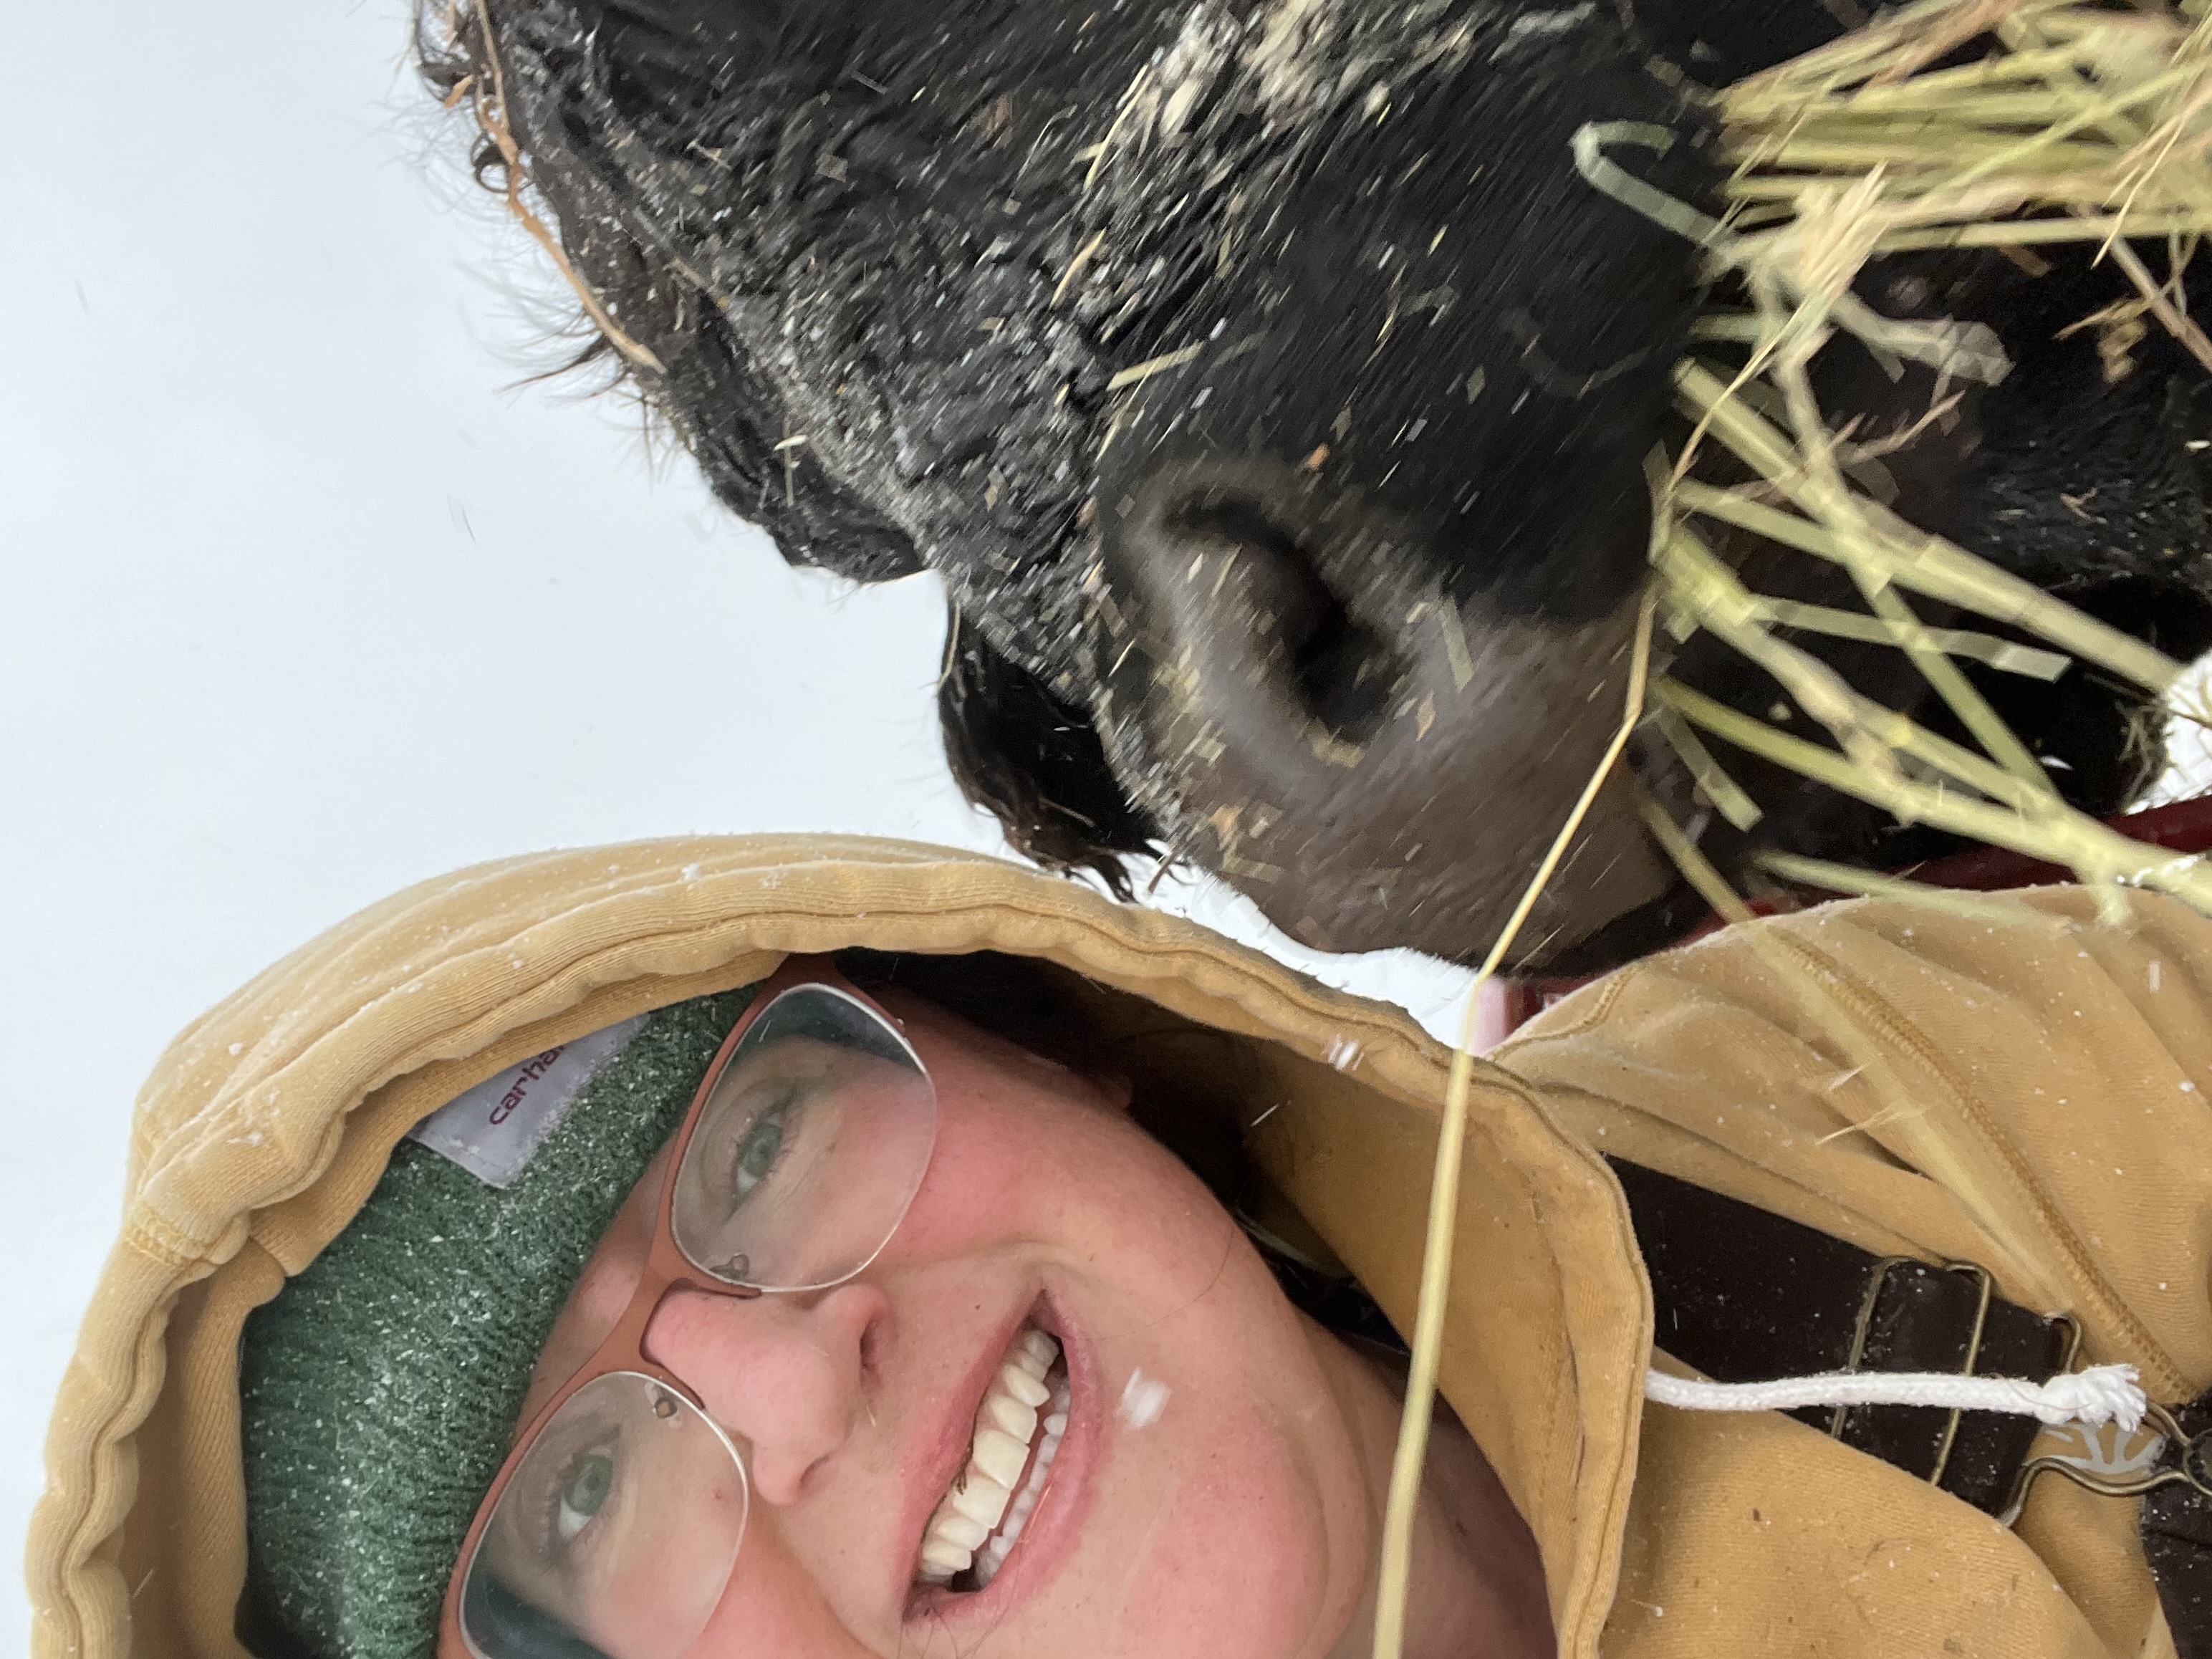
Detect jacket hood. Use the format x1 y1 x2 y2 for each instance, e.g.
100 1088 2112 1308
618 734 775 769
28 835 1653 1659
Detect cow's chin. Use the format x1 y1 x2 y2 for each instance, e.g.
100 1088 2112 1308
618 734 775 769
1110 587 1682 972
1178 756 1680 973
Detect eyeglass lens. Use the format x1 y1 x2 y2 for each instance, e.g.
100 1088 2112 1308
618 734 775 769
671 982 937 1292
457 984 938 1659
463 1372 741 1659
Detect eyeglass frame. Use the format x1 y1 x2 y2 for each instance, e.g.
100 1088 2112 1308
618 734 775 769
434 956 936 1659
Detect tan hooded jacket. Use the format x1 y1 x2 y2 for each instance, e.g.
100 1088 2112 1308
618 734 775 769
27 836 2211 1658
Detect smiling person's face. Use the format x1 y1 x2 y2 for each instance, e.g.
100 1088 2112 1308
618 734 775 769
509 989 1379 1659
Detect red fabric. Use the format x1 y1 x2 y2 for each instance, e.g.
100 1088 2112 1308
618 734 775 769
1897 794 2212 892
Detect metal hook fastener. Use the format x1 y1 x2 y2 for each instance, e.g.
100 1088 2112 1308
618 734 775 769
1999 1319 2212 1524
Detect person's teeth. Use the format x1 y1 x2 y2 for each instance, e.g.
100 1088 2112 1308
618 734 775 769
914 1323 1069 1591
920 1536 973 1576
1015 1328 1057 1375
948 1473 1013 1529
975 1504 1026 1582
966 1372 1071 1591
981 1392 1038 1441
930 1510 991 1552
972 1426 1029 1489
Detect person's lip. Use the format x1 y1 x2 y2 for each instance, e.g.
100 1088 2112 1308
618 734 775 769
903 1287 1100 1630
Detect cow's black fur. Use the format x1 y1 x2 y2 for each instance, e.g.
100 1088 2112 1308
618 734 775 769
420 0 2212 965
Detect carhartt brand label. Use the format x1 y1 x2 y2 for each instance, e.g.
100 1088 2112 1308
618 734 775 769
410 1015 649 1188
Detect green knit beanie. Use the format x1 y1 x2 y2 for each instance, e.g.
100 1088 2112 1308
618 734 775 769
238 986 758 1659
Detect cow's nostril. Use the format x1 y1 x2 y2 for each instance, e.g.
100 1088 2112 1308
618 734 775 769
1165 499 1401 744
1276 572 1400 744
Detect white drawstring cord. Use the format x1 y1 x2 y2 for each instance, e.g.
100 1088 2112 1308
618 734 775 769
1645 1362 2147 1434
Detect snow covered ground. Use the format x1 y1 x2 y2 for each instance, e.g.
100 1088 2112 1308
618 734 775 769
5 4 2209 1653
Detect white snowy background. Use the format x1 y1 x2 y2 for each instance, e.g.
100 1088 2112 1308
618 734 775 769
0 2 1477 1645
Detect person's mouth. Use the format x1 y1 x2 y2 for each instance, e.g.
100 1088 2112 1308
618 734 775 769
911 1319 1072 1591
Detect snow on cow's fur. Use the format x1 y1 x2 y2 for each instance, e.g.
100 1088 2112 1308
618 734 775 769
420 0 2212 970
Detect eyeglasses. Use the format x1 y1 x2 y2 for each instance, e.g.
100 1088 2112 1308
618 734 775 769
438 960 939 1659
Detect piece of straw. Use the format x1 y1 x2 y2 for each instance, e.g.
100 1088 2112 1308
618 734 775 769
1754 849 2048 921
1658 676 2212 903
464 0 665 375
1667 360 2184 694
1369 595 1656 1659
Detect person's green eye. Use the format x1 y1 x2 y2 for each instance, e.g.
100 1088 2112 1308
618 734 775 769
733 1110 786 1196
555 1452 613 1544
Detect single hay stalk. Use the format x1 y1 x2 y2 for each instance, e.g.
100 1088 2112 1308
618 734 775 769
1369 595 1657 1659
465 0 665 375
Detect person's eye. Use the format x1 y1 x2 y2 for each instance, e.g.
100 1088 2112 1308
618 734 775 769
730 1097 797 1201
554 1449 615 1544
529 1438 619 1566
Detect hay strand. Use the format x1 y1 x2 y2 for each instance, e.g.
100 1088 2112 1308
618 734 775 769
1668 360 2184 693
464 0 666 375
1754 849 2053 921
1370 595 1657 1659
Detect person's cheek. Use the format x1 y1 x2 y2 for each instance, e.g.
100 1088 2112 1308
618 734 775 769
894 1086 1166 1271
691 1519 875 1659
1097 1413 1338 1659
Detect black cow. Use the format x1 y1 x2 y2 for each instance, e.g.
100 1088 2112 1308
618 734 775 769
421 0 2212 969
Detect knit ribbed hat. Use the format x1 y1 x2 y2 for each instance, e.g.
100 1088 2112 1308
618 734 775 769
237 986 757 1659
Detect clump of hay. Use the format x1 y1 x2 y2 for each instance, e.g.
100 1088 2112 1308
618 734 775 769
1377 7 2212 1652
1607 0 2212 915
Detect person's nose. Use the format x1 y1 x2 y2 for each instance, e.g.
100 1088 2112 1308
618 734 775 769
643 1282 887 1505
